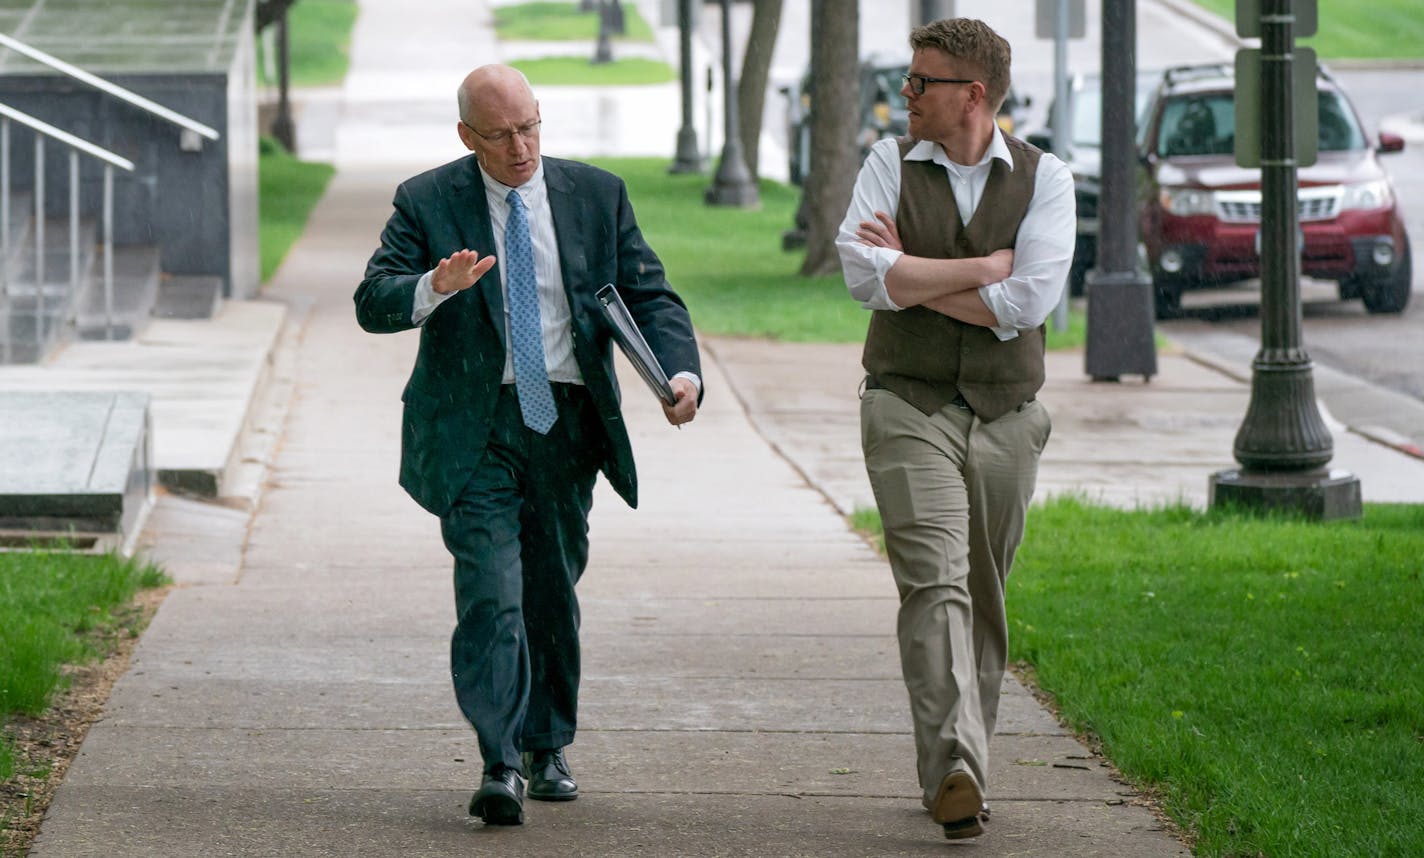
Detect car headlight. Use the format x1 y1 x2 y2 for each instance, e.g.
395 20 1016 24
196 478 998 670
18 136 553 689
1158 186 1215 217
1339 179 1393 211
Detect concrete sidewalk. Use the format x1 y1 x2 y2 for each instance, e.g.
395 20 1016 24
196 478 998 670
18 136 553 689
30 164 1190 856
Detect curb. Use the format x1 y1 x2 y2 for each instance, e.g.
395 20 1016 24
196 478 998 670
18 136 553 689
1174 343 1424 463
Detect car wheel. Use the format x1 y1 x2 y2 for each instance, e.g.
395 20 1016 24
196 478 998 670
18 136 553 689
1153 278 1184 319
1360 238 1412 314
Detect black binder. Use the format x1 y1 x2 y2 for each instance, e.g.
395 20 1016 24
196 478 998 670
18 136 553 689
595 284 677 406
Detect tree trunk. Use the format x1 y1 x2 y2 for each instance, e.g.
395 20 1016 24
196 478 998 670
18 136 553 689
737 0 784 181
799 0 858 277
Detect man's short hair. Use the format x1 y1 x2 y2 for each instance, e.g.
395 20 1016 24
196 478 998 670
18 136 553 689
910 18 1011 113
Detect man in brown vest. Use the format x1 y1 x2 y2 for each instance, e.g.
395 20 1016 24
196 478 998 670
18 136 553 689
837 18 1075 841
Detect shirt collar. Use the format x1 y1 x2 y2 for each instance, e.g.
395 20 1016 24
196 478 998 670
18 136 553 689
479 159 545 204
903 126 1013 172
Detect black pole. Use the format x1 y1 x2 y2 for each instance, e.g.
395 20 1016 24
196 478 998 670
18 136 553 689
592 0 614 64
1083 0 1156 381
1210 0 1360 519
915 0 955 25
271 11 295 151
670 0 704 173
705 0 758 207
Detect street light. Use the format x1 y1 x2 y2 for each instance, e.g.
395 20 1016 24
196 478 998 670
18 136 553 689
1209 0 1361 519
704 0 758 207
592 0 613 65
670 0 703 173
1084 0 1157 382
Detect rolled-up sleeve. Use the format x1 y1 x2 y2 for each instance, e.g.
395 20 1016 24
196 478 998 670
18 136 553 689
978 153 1077 339
837 138 905 312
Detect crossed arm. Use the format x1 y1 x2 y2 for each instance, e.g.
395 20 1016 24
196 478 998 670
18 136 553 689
853 210 1011 328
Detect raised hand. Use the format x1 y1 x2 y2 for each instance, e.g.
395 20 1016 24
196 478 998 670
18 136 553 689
432 249 497 294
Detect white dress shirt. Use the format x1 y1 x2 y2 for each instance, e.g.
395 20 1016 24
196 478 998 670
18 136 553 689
412 160 701 394
412 161 582 383
837 130 1076 341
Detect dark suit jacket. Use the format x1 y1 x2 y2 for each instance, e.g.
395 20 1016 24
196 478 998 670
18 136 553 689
354 154 701 516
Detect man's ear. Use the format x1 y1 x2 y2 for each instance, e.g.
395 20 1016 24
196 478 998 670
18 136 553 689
967 81 987 115
457 121 477 152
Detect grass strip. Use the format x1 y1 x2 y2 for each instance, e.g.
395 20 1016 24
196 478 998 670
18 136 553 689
513 56 676 86
1192 0 1424 60
853 498 1424 856
258 0 359 87
0 550 166 780
495 1 654 42
593 157 1085 345
258 137 336 283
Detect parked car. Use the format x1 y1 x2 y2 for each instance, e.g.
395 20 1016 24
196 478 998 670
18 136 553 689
1025 71 1160 296
783 55 1030 186
1137 63 1411 317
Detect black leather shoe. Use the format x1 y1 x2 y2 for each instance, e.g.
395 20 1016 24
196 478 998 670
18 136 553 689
469 766 525 825
524 748 578 801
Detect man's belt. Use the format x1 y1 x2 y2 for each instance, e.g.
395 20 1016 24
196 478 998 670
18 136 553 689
863 376 1035 415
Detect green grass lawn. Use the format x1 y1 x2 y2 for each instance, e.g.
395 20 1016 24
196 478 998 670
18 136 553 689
512 56 676 86
1193 0 1424 59
594 157 1085 345
854 499 1424 856
495 1 654 42
0 550 166 780
258 137 336 282
257 0 359 87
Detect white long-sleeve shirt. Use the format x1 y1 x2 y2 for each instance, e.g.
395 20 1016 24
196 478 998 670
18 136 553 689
410 160 700 392
837 131 1076 341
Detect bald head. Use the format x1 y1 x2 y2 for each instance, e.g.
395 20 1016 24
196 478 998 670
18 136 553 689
457 65 535 126
456 64 542 188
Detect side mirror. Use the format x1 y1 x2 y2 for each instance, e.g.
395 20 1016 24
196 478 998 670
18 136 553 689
1378 130 1405 154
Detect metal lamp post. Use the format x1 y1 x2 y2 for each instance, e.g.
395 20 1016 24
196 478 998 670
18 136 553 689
704 0 758 207
670 0 703 173
592 0 614 64
1209 0 1361 519
1084 0 1157 382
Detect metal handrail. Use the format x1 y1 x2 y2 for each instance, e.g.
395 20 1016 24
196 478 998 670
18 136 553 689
0 31 220 142
0 103 135 171
0 102 134 361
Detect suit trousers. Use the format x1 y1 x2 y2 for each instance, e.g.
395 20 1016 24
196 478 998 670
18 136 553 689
440 383 605 776
860 387 1051 805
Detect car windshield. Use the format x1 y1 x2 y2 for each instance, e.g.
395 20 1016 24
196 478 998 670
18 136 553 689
1156 89 1365 157
867 66 908 111
1072 83 1155 148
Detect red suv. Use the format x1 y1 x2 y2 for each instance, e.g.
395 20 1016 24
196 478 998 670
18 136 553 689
1138 63 1411 317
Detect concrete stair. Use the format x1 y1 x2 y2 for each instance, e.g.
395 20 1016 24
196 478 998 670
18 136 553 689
0 390 153 550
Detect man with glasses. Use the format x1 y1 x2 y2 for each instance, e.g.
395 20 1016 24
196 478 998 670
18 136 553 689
837 18 1074 842
355 64 702 827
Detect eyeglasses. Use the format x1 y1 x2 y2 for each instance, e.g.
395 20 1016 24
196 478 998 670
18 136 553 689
901 73 976 96
463 119 541 146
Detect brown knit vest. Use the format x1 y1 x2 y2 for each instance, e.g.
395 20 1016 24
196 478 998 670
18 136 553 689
861 136 1046 422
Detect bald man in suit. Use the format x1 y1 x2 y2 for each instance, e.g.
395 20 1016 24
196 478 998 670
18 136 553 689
355 64 702 827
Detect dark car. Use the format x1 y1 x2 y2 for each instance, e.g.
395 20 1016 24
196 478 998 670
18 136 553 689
1025 71 1160 296
1138 63 1411 317
784 55 1030 186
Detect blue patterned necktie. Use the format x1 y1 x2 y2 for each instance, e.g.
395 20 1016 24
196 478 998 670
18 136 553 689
504 189 557 434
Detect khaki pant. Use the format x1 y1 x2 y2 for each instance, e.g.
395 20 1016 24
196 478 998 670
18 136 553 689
860 387 1051 805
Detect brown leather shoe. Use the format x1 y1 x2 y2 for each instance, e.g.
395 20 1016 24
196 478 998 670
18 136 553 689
525 748 578 802
933 770 985 839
